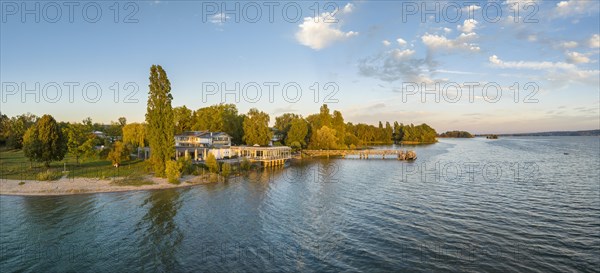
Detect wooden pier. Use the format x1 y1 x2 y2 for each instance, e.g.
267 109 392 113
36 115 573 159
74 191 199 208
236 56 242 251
302 149 416 160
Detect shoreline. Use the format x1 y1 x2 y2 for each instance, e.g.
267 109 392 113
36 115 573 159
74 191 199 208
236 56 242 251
0 174 218 197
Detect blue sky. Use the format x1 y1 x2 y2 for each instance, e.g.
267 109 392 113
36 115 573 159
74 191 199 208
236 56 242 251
1 0 599 133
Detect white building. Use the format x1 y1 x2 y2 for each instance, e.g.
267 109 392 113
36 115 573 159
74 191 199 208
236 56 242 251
174 131 231 148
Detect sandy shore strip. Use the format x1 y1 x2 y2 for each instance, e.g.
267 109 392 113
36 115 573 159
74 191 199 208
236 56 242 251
0 175 214 196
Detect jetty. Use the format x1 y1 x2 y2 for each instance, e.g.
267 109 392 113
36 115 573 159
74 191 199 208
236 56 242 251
302 149 417 160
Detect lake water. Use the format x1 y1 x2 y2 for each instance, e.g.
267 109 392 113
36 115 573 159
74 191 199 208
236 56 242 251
1 137 599 272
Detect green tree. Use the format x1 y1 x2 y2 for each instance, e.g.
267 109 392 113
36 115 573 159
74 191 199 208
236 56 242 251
192 104 244 144
22 114 67 167
118 117 127 127
177 156 193 175
173 105 193 134
106 119 125 138
332 110 346 148
122 123 146 148
80 138 98 160
165 160 181 184
0 113 8 145
107 141 129 167
221 162 231 177
319 104 332 129
286 118 308 148
310 126 338 150
145 65 175 177
242 108 272 146
274 113 300 143
2 113 38 149
63 123 89 164
205 153 219 173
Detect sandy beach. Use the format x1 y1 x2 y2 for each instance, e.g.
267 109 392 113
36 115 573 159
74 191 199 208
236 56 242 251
0 175 215 196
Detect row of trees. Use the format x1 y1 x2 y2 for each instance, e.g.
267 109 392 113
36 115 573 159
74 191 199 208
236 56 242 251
4 65 439 180
438 131 474 138
1 113 127 150
170 103 439 151
0 111 130 168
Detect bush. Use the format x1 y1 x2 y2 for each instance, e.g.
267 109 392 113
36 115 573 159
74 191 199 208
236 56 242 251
108 141 129 167
177 156 193 175
165 160 181 184
36 170 62 181
98 147 110 160
290 141 301 151
240 157 251 171
205 153 219 173
221 163 231 177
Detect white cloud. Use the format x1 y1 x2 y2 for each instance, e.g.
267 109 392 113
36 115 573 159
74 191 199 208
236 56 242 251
295 5 358 50
396 38 407 46
490 55 599 87
392 49 415 59
358 49 435 83
443 27 452 34
210 13 230 25
589 34 600 48
489 55 575 70
382 40 391 46
422 33 480 52
555 0 599 17
457 19 478 33
342 3 354 13
504 0 539 5
559 41 579 49
566 51 591 64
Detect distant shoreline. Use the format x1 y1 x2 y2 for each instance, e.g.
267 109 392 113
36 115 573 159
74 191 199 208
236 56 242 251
474 129 599 137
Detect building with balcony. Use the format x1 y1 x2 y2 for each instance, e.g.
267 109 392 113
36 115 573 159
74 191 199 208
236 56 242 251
174 131 231 148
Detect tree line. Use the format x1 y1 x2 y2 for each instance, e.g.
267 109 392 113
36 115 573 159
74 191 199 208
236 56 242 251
1 65 438 179
438 131 474 138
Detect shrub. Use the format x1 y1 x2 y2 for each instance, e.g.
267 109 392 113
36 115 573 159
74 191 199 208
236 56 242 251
165 160 181 184
108 141 129 167
36 170 62 181
221 163 231 177
290 141 301 151
177 156 193 175
98 147 110 160
205 153 219 173
240 157 251 171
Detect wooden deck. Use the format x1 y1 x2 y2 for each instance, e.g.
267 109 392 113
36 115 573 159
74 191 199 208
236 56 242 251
230 146 292 167
302 149 417 160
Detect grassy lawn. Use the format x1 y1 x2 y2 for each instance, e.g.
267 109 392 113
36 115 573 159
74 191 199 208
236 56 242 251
0 149 150 181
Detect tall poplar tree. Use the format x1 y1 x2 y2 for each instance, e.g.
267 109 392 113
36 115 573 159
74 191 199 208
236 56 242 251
145 65 175 177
